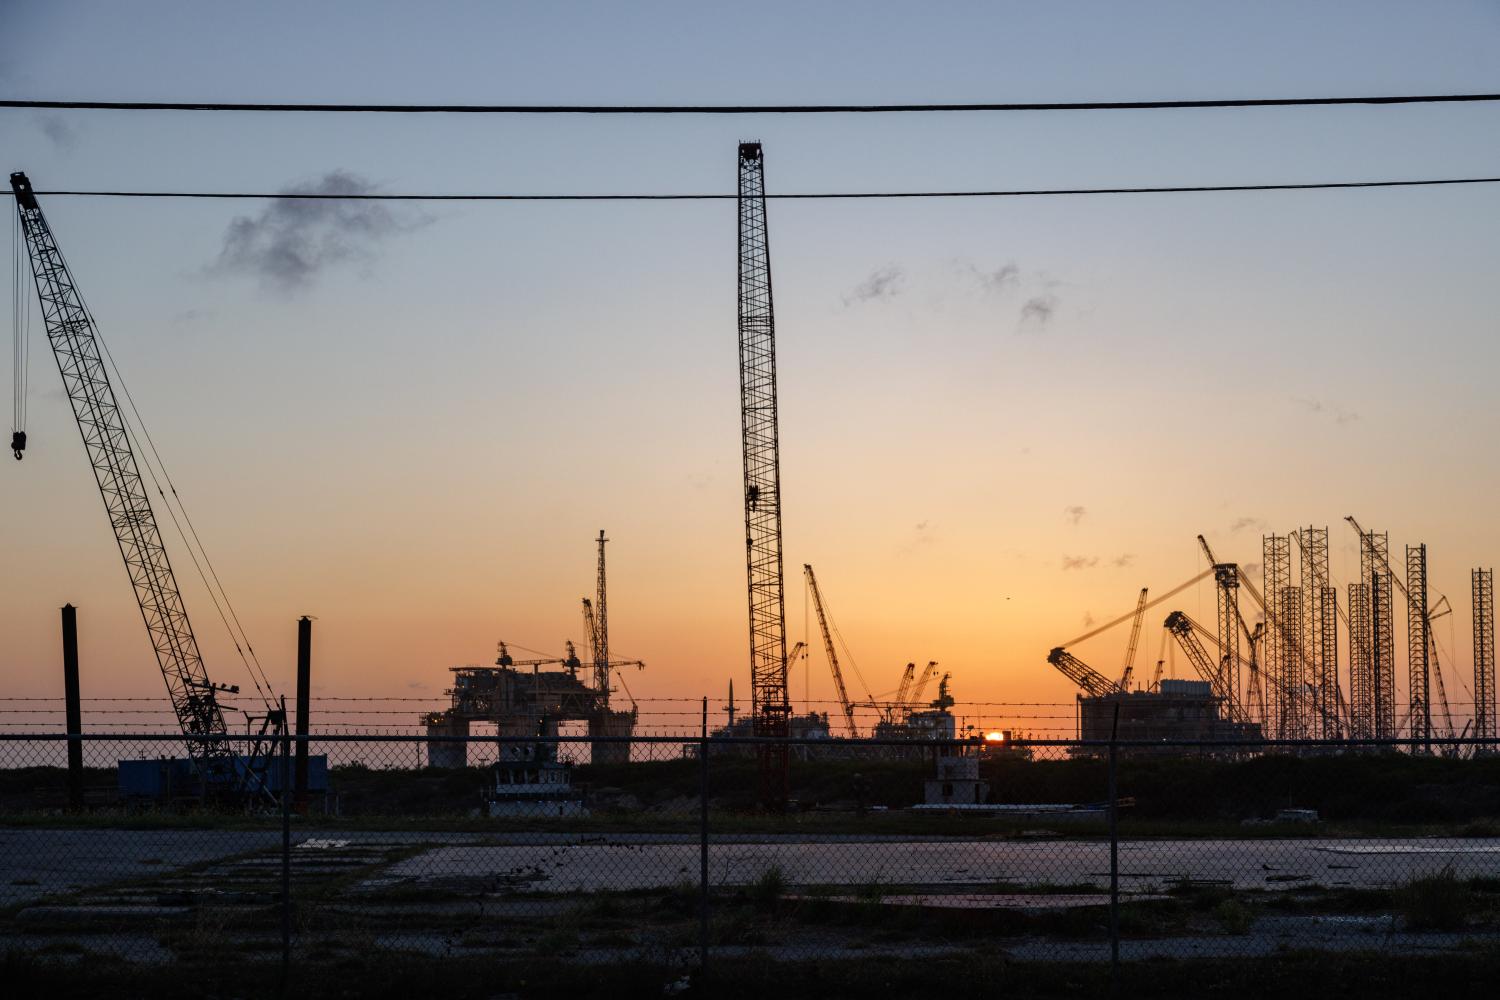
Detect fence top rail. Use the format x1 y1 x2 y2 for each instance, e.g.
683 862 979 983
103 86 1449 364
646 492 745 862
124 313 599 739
6 732 1500 750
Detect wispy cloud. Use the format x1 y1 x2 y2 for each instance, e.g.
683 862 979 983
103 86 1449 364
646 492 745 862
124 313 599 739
1112 554 1134 568
211 170 428 292
968 261 1020 292
1082 611 1096 627
842 265 904 306
1019 294 1059 329
1064 505 1087 527
35 114 78 152
1228 517 1266 534
1062 555 1099 571
1292 396 1359 425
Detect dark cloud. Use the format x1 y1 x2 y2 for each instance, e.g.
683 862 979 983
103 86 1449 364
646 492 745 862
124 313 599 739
212 170 427 292
1064 505 1087 526
842 265 904 306
1019 294 1059 328
1292 396 1358 425
969 261 1020 292
1112 554 1134 568
36 115 78 152
1062 555 1099 571
1082 611 1096 628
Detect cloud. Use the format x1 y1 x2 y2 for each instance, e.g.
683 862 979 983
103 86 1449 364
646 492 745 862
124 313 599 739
211 170 427 292
1082 611 1096 628
842 265 904 306
1229 517 1265 534
36 115 78 152
1062 555 1099 571
969 261 1020 292
1019 294 1059 328
1064 505 1087 526
406 681 430 691
1292 396 1359 425
1112 554 1134 568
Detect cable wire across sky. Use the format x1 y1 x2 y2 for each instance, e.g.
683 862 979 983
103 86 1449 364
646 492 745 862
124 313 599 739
5 93 1500 114
21 176 1500 203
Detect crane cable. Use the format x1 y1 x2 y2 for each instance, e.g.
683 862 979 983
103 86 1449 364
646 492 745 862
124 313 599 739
9 210 30 459
1059 568 1215 648
42 232 279 714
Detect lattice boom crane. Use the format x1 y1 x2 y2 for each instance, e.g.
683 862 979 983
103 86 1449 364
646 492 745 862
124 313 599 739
9 172 237 770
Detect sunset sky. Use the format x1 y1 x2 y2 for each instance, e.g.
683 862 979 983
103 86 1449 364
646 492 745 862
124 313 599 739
3 2 1499 734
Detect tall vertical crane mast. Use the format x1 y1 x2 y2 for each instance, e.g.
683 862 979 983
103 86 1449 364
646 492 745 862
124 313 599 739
803 564 859 737
1120 587 1148 689
9 172 236 770
737 143 791 805
593 530 610 703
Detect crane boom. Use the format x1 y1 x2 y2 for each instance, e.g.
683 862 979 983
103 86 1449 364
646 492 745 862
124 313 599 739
803 564 858 737
1046 647 1120 699
10 172 233 767
1122 587 1148 682
1163 611 1242 720
909 660 940 707
737 143 790 805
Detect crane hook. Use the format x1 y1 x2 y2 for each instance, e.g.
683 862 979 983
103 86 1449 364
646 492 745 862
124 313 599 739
10 430 24 460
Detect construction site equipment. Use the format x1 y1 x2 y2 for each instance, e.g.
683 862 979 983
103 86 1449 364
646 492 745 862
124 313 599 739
1046 647 1121 699
737 142 791 807
9 171 278 789
1163 611 1242 720
1346 516 1456 746
908 660 940 708
1120 587 1148 689
1475 569 1496 742
804 564 859 737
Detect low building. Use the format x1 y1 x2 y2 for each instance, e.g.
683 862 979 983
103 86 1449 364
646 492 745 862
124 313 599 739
1076 679 1262 751
923 752 989 806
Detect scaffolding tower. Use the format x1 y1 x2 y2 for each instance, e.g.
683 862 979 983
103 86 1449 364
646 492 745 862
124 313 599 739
1406 544 1432 747
1360 529 1398 739
1281 584 1305 739
1263 536 1292 739
1319 585 1341 739
1298 527 1333 738
1475 568 1496 742
1348 581 1373 739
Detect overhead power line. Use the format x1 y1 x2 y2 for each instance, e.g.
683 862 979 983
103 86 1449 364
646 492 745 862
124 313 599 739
22 176 1500 203
4 94 1500 114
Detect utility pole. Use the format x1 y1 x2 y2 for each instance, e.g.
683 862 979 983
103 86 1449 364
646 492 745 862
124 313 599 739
61 604 83 811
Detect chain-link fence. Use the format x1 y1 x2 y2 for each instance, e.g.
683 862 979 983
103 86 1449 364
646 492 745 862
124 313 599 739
3 731 1500 990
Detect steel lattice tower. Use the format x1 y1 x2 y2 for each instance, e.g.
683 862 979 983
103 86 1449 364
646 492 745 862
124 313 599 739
1360 529 1397 738
1473 569 1495 742
1214 565 1241 721
1298 527 1332 738
1319 586 1341 738
1406 544 1432 747
1263 536 1292 739
1348 582 1373 739
737 143 790 806
1281 585 1305 738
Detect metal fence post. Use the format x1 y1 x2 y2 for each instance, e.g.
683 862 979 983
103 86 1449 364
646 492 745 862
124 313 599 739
699 696 710 978
280 702 292 990
1108 702 1120 990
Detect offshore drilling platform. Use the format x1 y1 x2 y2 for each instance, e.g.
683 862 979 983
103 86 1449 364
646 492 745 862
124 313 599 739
422 531 643 767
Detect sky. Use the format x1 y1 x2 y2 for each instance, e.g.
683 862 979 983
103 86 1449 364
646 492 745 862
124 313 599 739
2 1 1499 736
